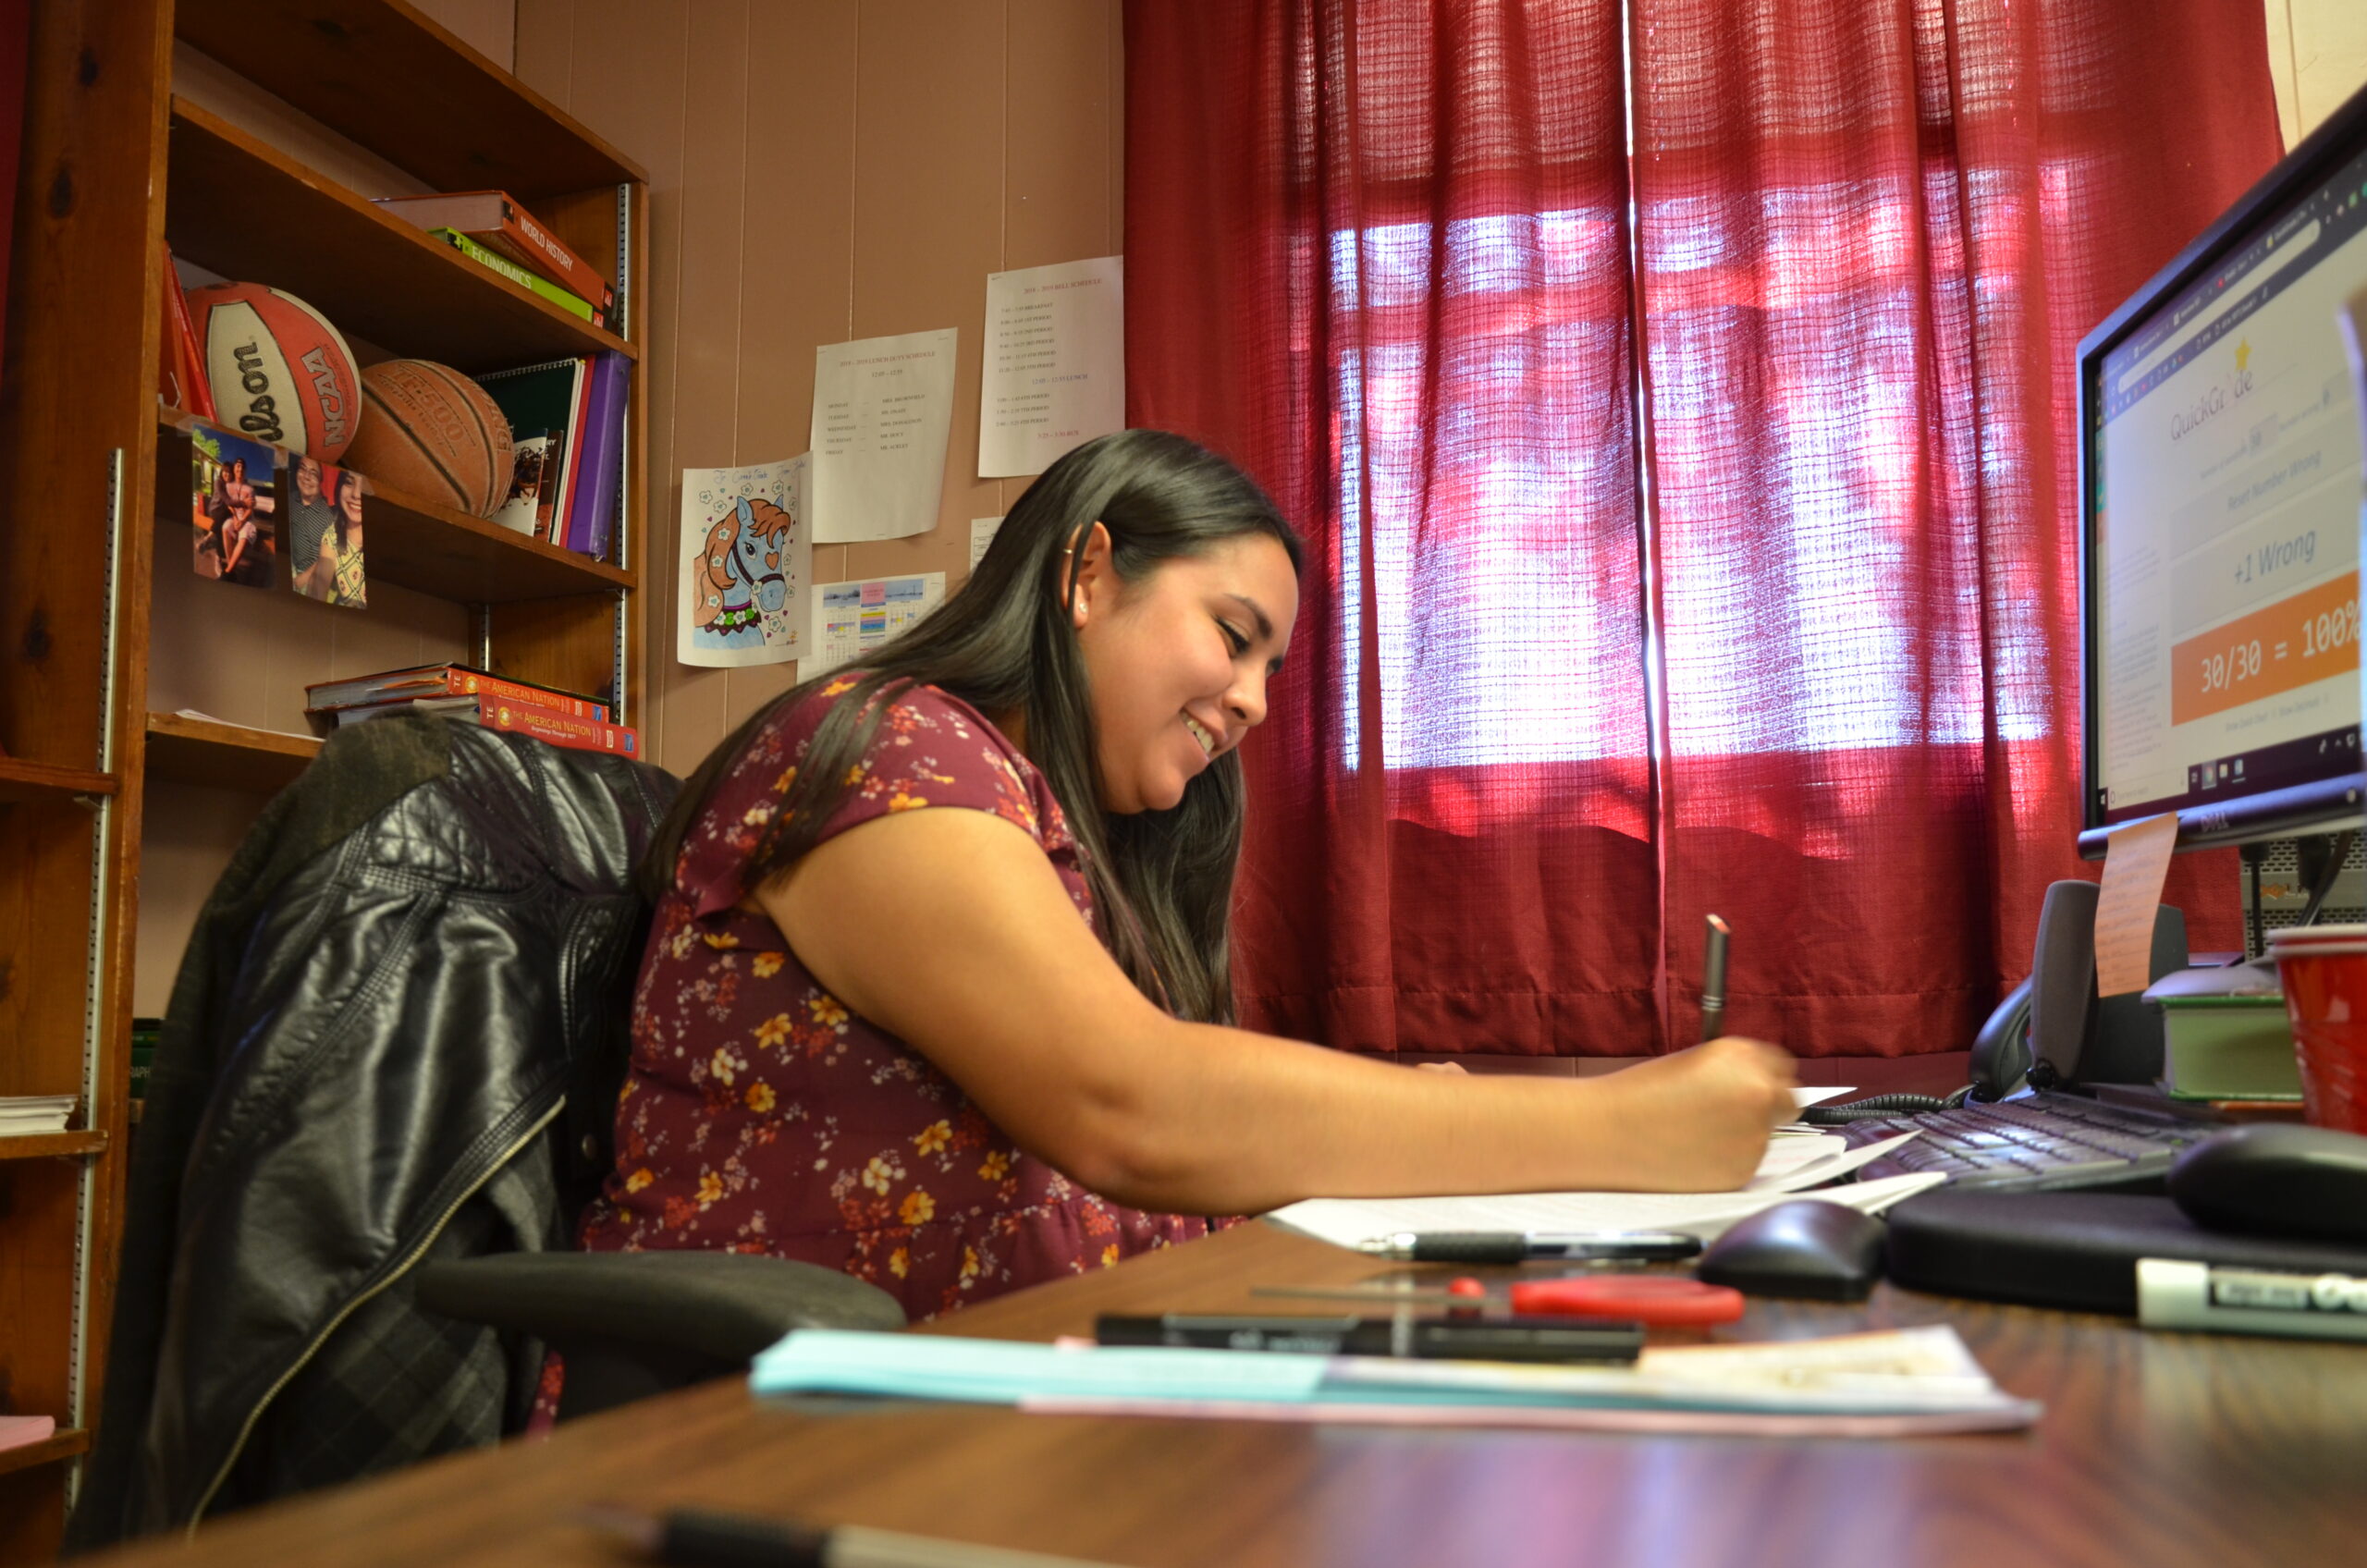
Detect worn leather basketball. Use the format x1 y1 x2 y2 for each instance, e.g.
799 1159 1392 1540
342 359 515 517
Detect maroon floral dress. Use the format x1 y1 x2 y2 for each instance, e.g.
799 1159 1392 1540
578 676 1219 1320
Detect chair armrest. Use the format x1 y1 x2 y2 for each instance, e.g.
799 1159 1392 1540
416 1251 905 1366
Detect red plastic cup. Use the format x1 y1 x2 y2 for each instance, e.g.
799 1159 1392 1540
2265 924 2367 1132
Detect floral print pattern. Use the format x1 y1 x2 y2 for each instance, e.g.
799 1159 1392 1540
579 677 1217 1319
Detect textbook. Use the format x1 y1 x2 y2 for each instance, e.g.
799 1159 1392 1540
374 189 616 312
432 228 607 328
561 350 630 560
751 1326 2040 1437
340 693 640 758
303 664 607 720
476 358 590 542
157 245 215 420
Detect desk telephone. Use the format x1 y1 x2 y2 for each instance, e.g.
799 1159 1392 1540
1802 880 2187 1125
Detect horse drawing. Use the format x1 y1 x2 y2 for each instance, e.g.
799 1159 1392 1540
689 496 791 649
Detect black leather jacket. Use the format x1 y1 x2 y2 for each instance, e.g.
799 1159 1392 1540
72 717 676 1546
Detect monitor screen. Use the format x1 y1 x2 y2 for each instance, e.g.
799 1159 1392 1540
2082 99 2367 854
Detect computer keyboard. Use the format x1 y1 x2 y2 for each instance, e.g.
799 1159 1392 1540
1836 1091 2220 1192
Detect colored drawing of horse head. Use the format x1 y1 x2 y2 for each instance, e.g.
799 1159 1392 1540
690 496 792 645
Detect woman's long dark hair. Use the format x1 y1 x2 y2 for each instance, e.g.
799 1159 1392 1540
644 429 1302 1024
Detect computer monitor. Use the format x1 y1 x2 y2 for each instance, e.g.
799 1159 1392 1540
2079 82 2367 857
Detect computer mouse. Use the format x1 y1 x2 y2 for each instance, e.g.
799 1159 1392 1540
1694 1200 1886 1301
2167 1123 2367 1243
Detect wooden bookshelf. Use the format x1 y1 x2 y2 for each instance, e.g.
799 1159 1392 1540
144 712 322 794
0 2 651 1555
156 416 634 602
0 757 117 807
175 0 644 202
167 100 635 373
0 1431 91 1482
0 1133 109 1163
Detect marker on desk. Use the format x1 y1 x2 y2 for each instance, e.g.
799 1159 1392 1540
1700 913 1730 1042
1356 1230 1703 1266
1095 1313 1644 1363
583 1507 1126 1568
2137 1258 2367 1341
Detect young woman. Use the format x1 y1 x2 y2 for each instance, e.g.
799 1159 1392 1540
329 468 366 605
581 431 1794 1318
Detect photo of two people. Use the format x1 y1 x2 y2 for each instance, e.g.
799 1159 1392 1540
287 451 368 608
189 425 276 588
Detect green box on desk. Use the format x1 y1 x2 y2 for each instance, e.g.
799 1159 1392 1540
2143 965 2302 1102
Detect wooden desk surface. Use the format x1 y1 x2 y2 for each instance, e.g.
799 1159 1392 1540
86 1222 2367 1568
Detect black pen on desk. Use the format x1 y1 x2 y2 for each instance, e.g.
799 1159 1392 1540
583 1507 1128 1568
1356 1230 1702 1265
1699 913 1730 1042
1096 1312 1644 1364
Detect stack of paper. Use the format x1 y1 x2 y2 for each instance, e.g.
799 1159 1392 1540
751 1326 2038 1437
1265 1130 1944 1253
0 1096 77 1137
0 1415 57 1454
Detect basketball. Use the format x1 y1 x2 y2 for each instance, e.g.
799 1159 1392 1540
184 281 361 461
342 360 516 518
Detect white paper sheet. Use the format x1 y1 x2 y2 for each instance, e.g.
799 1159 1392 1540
969 515 1003 573
1792 1086 1854 1109
1265 1142 1942 1252
810 328 958 543
979 257 1125 478
803 571 949 680
676 457 813 668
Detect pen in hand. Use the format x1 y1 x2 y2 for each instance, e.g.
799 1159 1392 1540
1699 913 1730 1043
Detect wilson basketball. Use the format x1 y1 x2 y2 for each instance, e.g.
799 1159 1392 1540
184 281 361 461
342 360 516 518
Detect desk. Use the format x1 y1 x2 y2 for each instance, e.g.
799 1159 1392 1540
87 1223 2367 1568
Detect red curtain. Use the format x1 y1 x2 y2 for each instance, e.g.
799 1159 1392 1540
1124 0 2281 1060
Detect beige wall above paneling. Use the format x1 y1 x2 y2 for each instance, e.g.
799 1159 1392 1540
514 0 1125 777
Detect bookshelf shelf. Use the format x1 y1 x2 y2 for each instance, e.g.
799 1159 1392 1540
175 0 644 202
166 99 636 374
157 417 634 602
0 758 117 807
0 1430 91 1481
0 1133 110 1163
145 713 322 794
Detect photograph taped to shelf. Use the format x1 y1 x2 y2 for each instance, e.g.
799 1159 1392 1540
190 423 278 589
497 434 557 539
288 454 367 608
679 454 814 668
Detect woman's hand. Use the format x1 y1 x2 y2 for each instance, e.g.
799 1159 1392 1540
1596 1035 1797 1192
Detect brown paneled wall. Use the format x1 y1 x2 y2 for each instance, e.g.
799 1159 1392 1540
514 0 1125 777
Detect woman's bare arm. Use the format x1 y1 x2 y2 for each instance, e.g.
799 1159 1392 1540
757 806 1795 1216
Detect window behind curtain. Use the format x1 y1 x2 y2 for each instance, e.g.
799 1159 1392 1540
1124 0 2275 1059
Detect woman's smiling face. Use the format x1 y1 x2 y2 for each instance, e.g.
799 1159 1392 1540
1066 523 1298 814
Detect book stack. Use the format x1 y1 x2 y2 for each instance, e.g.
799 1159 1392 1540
0 1096 78 1137
476 352 629 559
374 190 618 326
307 665 640 758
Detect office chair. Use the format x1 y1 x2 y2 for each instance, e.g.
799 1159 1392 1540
72 717 898 1547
